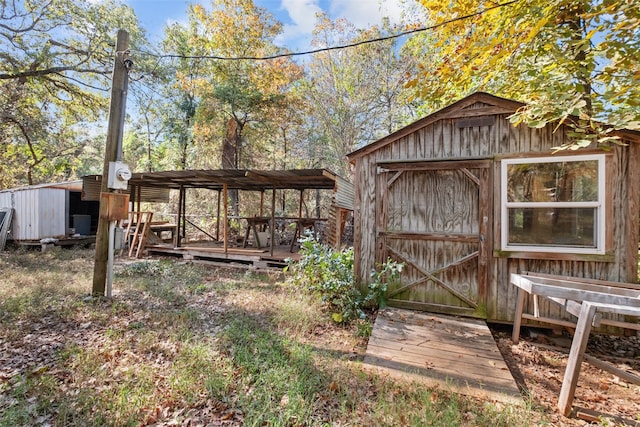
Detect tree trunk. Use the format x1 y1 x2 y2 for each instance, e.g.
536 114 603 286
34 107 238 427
564 6 593 115
179 94 196 171
222 117 240 216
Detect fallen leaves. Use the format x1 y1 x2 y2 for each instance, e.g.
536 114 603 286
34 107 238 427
495 330 640 426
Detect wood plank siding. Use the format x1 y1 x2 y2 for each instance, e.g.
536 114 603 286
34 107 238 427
348 92 640 326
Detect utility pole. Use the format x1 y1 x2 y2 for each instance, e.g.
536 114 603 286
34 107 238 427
92 30 131 296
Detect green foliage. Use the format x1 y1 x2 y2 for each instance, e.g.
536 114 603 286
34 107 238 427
115 260 175 278
408 0 640 149
172 0 303 171
0 0 148 187
286 236 403 324
286 236 361 323
364 257 404 310
355 319 373 338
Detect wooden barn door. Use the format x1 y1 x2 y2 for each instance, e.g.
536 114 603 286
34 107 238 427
377 160 492 317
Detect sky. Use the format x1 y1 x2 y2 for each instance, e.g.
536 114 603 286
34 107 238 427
127 0 414 52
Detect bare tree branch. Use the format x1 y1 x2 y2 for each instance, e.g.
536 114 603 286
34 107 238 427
0 66 111 80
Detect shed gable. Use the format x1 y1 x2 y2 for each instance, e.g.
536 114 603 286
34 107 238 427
347 92 523 162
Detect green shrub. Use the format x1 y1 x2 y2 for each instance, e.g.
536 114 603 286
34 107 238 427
286 236 403 324
286 236 359 323
363 257 403 310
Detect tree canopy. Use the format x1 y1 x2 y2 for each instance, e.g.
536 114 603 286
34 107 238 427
302 14 416 177
407 0 640 149
0 0 146 186
1 0 639 190
175 0 303 171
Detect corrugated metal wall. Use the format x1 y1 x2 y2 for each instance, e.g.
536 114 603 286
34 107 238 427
0 192 11 210
334 176 355 210
82 176 170 203
0 188 66 240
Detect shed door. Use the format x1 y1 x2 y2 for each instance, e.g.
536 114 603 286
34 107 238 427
377 160 491 317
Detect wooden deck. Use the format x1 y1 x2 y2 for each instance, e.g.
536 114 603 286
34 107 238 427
144 243 300 269
364 308 522 404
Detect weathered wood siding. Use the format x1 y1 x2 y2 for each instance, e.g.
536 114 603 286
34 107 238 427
351 96 640 324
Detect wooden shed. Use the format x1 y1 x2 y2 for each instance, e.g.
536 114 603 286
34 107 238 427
346 92 640 326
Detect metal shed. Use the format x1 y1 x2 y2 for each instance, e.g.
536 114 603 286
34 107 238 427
346 92 640 327
0 181 99 242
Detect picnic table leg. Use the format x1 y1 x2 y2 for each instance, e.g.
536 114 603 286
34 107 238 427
242 225 249 248
558 302 597 417
512 287 526 343
289 222 300 252
253 226 262 249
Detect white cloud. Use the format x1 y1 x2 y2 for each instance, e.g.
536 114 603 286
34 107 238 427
278 0 323 47
275 0 417 52
282 0 324 29
329 0 405 28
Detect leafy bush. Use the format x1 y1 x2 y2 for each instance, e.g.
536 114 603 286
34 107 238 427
363 257 404 310
286 236 403 324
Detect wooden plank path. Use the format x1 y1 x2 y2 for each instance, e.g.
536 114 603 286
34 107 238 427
364 308 522 404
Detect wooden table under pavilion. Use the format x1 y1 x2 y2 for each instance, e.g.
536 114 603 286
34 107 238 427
92 169 354 266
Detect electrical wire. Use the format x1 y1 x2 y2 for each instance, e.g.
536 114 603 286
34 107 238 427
134 0 519 62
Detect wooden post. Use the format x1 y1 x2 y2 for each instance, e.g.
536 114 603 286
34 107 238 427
223 184 228 254
260 191 265 216
297 190 304 220
92 29 130 297
270 188 276 256
215 189 221 241
130 184 136 209
181 187 187 243
512 287 526 343
174 185 183 248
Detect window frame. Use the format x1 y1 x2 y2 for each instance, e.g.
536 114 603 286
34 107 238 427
500 154 607 255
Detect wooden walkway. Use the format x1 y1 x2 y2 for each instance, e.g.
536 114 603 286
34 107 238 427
364 308 522 404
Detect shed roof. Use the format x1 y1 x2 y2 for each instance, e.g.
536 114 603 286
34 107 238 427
124 168 341 191
347 92 521 162
346 91 640 162
84 168 342 193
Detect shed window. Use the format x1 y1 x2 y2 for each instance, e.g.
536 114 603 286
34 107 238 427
501 154 606 254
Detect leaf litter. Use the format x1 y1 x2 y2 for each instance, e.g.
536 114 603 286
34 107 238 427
2 250 640 426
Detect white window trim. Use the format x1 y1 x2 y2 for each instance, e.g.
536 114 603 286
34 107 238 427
500 154 606 254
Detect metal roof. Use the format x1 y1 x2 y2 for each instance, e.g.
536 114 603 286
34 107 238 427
0 180 83 193
123 168 342 191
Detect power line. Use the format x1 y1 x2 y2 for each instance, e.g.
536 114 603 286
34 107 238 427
136 0 519 62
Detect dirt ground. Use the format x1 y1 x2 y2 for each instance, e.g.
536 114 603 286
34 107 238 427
2 248 640 426
492 326 640 426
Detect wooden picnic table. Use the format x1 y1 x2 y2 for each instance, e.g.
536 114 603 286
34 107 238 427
510 272 640 417
242 217 271 249
289 219 317 252
149 222 178 241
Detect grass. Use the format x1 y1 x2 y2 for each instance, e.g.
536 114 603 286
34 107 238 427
0 248 547 426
